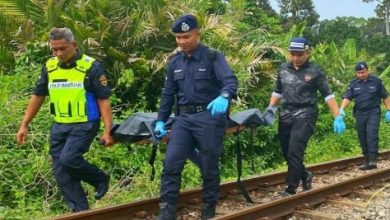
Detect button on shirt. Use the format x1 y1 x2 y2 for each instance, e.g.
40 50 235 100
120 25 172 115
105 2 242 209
343 75 388 111
273 61 333 107
158 44 238 122
33 51 111 99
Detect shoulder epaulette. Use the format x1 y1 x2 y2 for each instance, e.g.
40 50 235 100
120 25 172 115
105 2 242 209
75 54 96 73
46 57 59 72
207 48 217 62
168 50 181 61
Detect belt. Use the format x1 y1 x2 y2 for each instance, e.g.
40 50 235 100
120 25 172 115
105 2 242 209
283 103 315 111
354 105 380 113
179 105 208 114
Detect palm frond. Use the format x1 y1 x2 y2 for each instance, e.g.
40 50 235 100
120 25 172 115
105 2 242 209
0 0 43 22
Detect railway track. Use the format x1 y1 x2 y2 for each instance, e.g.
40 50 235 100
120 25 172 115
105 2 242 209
51 151 390 220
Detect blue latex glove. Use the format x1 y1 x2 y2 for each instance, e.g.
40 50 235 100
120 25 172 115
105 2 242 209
263 106 278 126
339 108 346 117
385 111 390 123
154 121 167 138
333 116 346 134
207 96 229 116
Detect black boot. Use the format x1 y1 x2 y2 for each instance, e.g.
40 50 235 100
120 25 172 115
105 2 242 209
359 155 370 170
201 202 217 220
367 154 377 169
157 202 176 220
95 172 110 200
302 170 313 191
279 185 296 197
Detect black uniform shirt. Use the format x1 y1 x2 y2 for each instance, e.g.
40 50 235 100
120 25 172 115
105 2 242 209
157 44 238 122
33 51 111 99
343 75 388 111
273 61 333 108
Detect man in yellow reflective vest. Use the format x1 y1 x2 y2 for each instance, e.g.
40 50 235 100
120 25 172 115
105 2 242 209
16 27 114 212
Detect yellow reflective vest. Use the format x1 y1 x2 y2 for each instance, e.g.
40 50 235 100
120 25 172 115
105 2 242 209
46 54 97 123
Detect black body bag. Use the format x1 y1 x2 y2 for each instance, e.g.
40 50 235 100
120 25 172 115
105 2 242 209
111 112 174 181
229 108 267 203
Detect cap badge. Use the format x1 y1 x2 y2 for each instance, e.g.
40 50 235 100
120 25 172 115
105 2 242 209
181 22 190 32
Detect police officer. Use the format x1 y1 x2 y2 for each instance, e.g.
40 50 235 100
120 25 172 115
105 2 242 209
16 28 114 212
154 15 238 220
340 61 390 170
263 37 346 196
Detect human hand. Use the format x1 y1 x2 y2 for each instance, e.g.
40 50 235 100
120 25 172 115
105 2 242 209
154 121 167 138
339 108 346 117
263 106 278 126
16 125 28 144
207 96 229 116
385 111 390 123
333 116 346 134
99 133 114 146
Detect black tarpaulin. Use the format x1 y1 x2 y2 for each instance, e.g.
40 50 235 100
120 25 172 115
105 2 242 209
111 109 265 143
229 108 266 127
111 112 174 181
112 112 174 144
227 108 266 203
110 109 267 187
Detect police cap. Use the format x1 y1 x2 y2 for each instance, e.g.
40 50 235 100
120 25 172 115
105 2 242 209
171 14 199 33
288 37 310 52
355 61 368 71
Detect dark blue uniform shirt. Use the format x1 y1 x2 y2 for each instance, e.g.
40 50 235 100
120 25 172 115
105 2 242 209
157 44 238 122
33 51 111 99
343 75 388 111
274 61 333 108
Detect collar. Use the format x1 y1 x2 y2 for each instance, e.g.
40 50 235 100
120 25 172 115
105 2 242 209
58 50 82 68
287 60 310 70
357 74 373 82
181 44 204 61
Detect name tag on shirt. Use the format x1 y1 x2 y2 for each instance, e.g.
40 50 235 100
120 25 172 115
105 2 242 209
353 88 361 90
198 68 206 71
174 69 182 73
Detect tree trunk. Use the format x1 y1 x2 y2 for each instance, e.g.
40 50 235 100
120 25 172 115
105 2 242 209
385 2 390 35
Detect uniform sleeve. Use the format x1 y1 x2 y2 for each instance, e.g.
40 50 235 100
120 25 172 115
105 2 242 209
273 71 282 97
213 52 238 98
342 82 354 100
157 62 177 122
378 78 389 99
33 65 49 96
88 61 111 99
315 68 333 100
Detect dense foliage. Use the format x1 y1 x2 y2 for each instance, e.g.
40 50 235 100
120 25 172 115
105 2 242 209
1 0 390 218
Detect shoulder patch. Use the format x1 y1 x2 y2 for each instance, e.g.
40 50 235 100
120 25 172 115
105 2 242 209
99 75 108 86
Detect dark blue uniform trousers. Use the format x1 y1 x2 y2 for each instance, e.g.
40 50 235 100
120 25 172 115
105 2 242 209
50 121 105 211
160 111 227 205
354 108 381 160
278 108 318 192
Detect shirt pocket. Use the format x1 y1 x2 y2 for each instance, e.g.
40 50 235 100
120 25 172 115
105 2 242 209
353 88 363 96
368 86 377 93
173 71 184 81
193 70 212 92
173 71 185 93
368 86 378 98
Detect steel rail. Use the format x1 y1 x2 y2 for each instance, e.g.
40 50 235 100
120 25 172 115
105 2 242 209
51 150 390 220
214 167 390 220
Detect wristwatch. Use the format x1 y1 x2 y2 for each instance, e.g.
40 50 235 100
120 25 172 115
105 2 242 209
221 91 230 99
